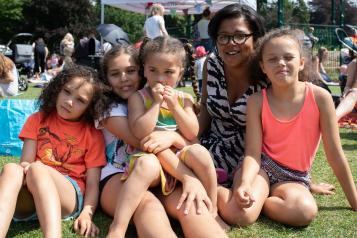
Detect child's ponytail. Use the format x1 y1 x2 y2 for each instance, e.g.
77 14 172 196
183 42 200 102
138 37 151 87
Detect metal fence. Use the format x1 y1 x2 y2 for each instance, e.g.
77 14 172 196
288 23 342 77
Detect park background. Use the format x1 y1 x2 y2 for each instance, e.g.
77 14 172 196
0 0 356 237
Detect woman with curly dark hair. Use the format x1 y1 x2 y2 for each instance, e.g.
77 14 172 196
0 65 106 238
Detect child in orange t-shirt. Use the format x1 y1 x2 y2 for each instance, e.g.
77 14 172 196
0 65 106 238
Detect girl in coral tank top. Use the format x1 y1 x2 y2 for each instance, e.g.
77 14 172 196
236 28 357 227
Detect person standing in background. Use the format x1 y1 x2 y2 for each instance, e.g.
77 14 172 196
143 3 168 39
32 37 48 80
197 7 213 52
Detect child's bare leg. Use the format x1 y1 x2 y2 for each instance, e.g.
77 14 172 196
181 144 217 210
101 174 176 238
108 154 161 238
263 182 318 227
25 161 77 238
0 163 24 237
161 186 228 238
133 191 177 238
218 169 269 227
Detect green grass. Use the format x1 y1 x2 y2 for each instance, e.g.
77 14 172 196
1 129 356 237
1 84 356 237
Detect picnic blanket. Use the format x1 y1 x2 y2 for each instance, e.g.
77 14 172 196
0 99 38 157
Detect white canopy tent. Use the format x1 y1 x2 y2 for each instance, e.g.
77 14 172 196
101 0 257 23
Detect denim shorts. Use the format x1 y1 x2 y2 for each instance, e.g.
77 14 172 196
13 175 84 222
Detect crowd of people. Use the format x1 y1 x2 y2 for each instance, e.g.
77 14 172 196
0 3 356 238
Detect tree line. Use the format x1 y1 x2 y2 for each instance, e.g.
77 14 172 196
0 0 356 52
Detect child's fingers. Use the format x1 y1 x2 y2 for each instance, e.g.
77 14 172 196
202 195 213 213
183 193 195 215
195 196 203 214
177 192 187 210
73 219 80 233
91 224 100 237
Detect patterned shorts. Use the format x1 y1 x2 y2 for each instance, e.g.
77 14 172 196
261 153 311 188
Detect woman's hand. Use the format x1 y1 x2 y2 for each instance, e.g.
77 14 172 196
73 211 99 237
177 175 212 215
234 183 255 209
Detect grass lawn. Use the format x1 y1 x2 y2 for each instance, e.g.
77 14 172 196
0 84 356 237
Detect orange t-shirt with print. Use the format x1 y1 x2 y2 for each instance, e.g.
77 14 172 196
19 111 106 194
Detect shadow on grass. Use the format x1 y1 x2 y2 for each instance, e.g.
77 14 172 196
340 132 357 141
342 144 357 151
318 206 352 212
8 220 40 237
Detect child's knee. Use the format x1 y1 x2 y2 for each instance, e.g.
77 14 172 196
25 161 47 185
295 199 318 226
134 155 161 178
184 144 213 167
1 163 24 184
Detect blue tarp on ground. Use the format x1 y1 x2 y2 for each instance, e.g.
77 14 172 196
0 99 38 157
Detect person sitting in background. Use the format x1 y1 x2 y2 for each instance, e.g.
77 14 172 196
0 54 18 97
311 55 332 93
317 47 332 83
143 3 168 39
336 57 357 121
60 33 75 57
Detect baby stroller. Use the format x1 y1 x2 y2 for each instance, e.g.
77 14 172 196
335 25 357 54
4 33 34 91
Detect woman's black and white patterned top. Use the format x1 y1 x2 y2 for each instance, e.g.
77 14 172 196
200 52 268 179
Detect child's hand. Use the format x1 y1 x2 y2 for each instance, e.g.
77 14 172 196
141 131 174 154
151 83 164 103
20 162 31 174
73 212 99 237
177 176 212 215
310 182 335 195
163 86 179 110
235 184 255 208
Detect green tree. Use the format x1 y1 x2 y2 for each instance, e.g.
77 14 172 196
309 0 357 25
23 0 96 51
259 0 310 30
0 0 27 43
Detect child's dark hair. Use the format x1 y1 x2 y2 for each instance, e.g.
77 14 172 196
38 65 103 124
139 36 200 101
255 28 309 82
98 44 145 115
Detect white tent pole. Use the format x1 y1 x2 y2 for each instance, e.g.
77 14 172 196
101 2 104 24
100 2 104 54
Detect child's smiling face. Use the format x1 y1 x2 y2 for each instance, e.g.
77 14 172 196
107 53 140 99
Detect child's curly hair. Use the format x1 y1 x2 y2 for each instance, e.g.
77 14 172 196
38 65 104 124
